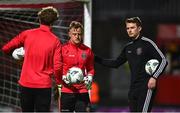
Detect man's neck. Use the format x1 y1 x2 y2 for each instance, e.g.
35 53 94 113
135 34 140 40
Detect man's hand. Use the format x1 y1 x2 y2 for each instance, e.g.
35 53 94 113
53 84 62 101
62 75 70 85
148 77 156 89
83 75 93 90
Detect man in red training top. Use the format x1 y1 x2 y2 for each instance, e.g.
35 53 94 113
1 6 62 112
60 21 95 112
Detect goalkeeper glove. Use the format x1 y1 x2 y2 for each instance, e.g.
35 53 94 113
83 75 93 90
62 75 70 85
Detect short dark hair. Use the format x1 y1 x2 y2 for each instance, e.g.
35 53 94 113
68 21 84 33
38 6 59 26
125 17 142 27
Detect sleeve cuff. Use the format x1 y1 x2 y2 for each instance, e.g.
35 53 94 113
152 76 157 79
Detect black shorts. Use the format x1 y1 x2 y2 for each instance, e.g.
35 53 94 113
61 92 90 112
19 85 51 112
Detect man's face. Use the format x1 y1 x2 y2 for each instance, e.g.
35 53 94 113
69 27 83 45
126 22 141 39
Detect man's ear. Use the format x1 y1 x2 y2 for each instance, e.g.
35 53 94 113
68 31 71 40
138 26 142 32
68 31 71 37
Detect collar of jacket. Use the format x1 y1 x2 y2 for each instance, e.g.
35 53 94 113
68 40 82 48
39 24 51 32
133 35 142 42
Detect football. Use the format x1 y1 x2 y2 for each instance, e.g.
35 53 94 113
12 47 25 60
67 67 84 84
145 59 159 75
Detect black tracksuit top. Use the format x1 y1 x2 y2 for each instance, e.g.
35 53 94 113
95 36 167 89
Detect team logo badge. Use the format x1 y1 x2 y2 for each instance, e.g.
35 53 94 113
81 51 87 60
136 47 142 55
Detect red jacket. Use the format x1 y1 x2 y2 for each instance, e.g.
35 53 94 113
62 41 95 93
2 25 62 88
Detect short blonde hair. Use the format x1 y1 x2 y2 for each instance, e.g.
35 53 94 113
68 21 84 33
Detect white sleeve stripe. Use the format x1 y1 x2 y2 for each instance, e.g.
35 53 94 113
142 37 167 78
153 58 167 78
143 89 153 112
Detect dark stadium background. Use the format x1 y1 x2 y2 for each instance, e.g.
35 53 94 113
92 0 180 112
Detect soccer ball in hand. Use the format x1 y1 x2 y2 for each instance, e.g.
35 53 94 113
145 59 159 75
67 67 84 84
12 47 25 60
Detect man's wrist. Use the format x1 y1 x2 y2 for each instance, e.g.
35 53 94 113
152 76 157 80
57 84 62 88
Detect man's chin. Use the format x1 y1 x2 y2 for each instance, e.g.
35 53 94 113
129 36 135 38
75 41 81 45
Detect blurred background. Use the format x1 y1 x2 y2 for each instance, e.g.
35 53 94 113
92 0 180 112
0 0 180 112
93 0 180 112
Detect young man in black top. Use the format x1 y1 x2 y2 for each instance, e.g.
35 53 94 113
95 17 167 112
